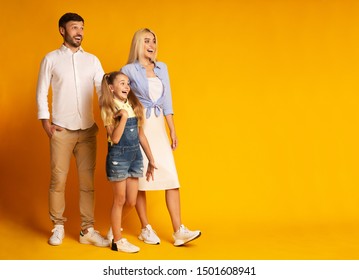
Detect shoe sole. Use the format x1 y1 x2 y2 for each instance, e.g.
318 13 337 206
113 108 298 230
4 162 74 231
79 239 110 247
174 231 201 247
48 236 64 246
111 242 140 253
48 241 62 246
112 247 140 253
138 235 160 245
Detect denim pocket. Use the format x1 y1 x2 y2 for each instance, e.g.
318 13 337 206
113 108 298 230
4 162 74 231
123 125 138 142
108 145 124 157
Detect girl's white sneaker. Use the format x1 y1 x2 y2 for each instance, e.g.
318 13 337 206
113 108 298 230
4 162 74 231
111 238 140 253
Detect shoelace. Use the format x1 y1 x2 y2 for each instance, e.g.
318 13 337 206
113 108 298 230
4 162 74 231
145 228 158 238
52 228 63 238
180 225 187 231
118 238 129 245
52 228 63 233
179 226 191 235
91 230 103 238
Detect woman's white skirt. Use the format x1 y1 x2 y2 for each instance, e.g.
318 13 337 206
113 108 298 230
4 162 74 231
139 109 180 191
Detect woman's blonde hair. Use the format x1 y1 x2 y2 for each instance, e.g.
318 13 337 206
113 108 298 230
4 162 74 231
99 71 144 126
127 28 158 64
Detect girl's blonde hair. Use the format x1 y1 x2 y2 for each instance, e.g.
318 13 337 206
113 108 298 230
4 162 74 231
127 28 158 64
99 71 144 126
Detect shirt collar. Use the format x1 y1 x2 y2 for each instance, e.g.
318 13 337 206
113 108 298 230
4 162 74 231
60 44 84 53
114 97 130 108
134 60 161 71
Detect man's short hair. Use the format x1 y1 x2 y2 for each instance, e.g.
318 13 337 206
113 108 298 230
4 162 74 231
58 13 84 28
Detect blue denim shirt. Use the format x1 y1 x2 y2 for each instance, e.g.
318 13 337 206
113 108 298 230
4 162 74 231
121 61 174 118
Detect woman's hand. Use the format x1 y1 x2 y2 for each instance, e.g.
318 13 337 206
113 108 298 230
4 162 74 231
164 114 178 150
170 131 178 150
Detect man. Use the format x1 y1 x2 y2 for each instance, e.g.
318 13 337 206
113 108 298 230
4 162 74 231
36 12 108 247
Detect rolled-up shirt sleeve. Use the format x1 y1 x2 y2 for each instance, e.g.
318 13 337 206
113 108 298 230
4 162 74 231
160 63 174 116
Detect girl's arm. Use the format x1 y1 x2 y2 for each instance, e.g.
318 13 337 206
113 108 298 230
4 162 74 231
138 127 157 181
165 114 178 150
107 109 128 144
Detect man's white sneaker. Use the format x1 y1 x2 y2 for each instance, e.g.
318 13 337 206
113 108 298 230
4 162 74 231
111 238 140 253
48 225 65 246
173 225 201 246
138 224 160 245
79 227 110 247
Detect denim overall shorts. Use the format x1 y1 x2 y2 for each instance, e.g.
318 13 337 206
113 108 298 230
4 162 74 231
106 117 143 182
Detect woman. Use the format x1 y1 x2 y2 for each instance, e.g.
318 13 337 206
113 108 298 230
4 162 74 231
120 28 201 246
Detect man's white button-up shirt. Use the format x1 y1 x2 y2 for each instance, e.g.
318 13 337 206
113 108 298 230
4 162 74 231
36 44 104 130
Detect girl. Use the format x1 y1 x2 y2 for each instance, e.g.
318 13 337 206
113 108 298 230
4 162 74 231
100 71 156 253
119 28 201 246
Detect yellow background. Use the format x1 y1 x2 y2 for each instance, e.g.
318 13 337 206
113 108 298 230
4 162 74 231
1 0 359 259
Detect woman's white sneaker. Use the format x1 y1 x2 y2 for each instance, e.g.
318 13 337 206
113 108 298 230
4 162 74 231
138 224 160 244
173 225 201 246
111 238 140 253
